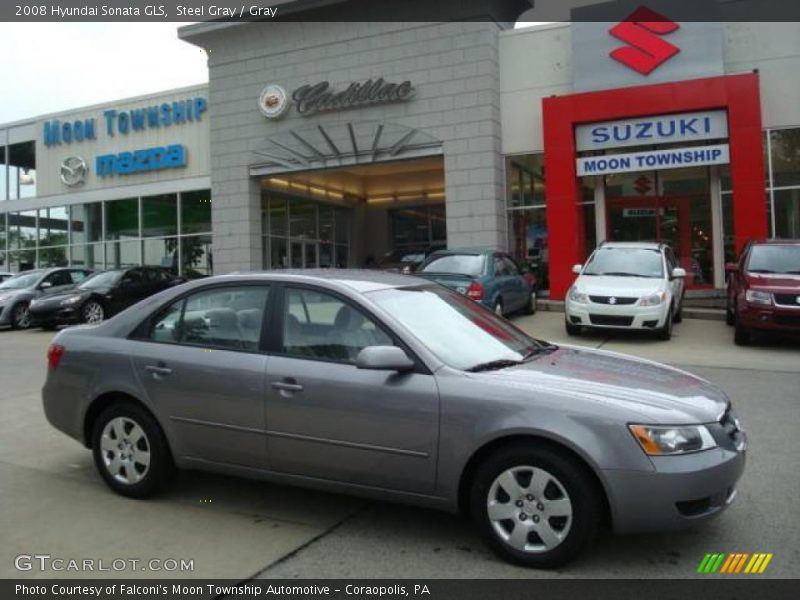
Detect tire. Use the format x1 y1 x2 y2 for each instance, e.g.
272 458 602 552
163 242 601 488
469 443 601 569
734 323 751 346
673 293 684 324
91 401 174 498
10 303 31 330
523 291 537 315
656 308 673 341
725 299 735 326
82 300 105 324
565 319 581 336
494 299 504 317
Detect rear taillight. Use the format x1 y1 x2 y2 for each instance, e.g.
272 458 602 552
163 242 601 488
47 344 65 370
466 281 484 301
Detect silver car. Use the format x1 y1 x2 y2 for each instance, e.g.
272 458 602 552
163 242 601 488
43 271 746 568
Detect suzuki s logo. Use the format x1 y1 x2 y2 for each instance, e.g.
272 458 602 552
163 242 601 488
608 297 617 305
609 6 680 75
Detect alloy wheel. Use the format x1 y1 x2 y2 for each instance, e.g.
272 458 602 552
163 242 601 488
13 304 31 329
83 302 105 324
100 417 151 485
486 466 573 554
494 301 504 316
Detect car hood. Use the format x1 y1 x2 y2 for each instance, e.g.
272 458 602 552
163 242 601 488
470 345 728 425
745 272 800 290
575 275 663 296
0 288 29 301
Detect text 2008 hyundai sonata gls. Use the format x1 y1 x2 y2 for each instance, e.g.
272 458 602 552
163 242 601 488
43 271 746 567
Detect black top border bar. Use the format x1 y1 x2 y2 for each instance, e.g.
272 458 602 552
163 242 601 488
4 0 800 23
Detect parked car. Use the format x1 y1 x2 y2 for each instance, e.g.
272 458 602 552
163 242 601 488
374 244 445 274
42 271 745 568
416 249 537 316
0 268 93 329
725 239 800 345
565 242 686 340
0 272 14 283
30 266 185 329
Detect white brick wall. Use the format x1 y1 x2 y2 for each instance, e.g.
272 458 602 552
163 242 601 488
186 20 507 273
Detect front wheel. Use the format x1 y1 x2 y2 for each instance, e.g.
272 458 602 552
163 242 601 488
10 303 31 329
91 402 174 498
82 301 105 324
469 444 601 568
565 319 581 336
725 299 735 326
656 308 673 341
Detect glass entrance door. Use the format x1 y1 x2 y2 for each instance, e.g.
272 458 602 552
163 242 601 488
606 196 713 288
290 241 319 268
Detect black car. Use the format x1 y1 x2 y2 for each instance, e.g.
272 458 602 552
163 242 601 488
29 266 184 328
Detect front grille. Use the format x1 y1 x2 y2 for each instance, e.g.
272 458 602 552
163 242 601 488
774 314 800 326
589 314 634 326
589 295 638 305
774 293 800 307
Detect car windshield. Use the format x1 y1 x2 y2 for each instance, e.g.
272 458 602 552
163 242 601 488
78 270 124 290
370 284 552 371
747 245 800 274
420 254 485 277
0 271 42 289
582 248 664 278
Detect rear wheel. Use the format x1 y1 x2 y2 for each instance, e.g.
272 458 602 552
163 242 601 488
673 292 684 324
523 291 537 315
494 299 504 317
656 308 673 341
469 444 601 568
10 303 31 330
82 301 105 324
91 402 173 498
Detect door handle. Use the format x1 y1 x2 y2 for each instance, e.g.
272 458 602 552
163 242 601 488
145 365 173 378
271 380 304 393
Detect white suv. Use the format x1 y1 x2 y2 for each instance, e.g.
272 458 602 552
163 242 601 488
565 242 686 340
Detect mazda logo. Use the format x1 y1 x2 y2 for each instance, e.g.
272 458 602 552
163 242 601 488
60 156 88 186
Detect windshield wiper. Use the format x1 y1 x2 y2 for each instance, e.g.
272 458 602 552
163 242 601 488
596 272 639 277
466 359 523 373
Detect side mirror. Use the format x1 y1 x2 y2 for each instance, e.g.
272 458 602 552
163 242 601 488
571 264 582 275
39 281 52 289
671 267 687 279
356 346 415 372
725 262 739 274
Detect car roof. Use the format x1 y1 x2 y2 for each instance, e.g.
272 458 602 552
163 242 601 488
598 241 663 250
216 269 429 293
749 239 800 246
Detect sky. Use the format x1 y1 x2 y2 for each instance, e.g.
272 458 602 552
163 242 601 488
0 23 209 123
0 21 551 124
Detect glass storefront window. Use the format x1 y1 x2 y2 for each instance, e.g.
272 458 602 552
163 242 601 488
105 240 139 269
181 235 213 277
268 195 288 236
39 206 69 248
8 249 36 272
770 128 800 188
39 246 68 267
334 208 349 245
290 199 317 239
70 203 103 244
9 210 37 250
70 243 104 270
0 213 6 269
180 190 212 234
8 141 36 200
105 198 138 241
508 208 548 289
0 145 6 201
506 155 545 208
773 188 800 239
143 237 177 271
142 194 177 238
582 203 596 260
271 237 288 268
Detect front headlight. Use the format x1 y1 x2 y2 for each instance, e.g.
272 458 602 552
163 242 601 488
60 295 83 306
629 424 717 455
0 293 13 303
745 289 772 305
639 291 666 306
568 287 589 303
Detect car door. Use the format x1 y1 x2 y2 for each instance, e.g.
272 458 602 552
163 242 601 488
39 270 74 297
502 255 527 311
264 285 440 494
129 283 271 468
664 248 684 305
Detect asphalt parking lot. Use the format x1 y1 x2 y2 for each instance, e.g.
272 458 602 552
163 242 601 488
1 312 798 579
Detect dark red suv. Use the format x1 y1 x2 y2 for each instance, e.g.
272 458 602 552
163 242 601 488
726 240 800 345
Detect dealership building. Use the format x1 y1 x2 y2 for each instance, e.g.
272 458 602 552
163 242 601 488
1 4 799 300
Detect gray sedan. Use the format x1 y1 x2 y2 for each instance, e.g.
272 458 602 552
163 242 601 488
42 270 746 568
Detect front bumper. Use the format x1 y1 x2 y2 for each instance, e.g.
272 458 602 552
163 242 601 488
737 303 800 332
29 303 81 325
566 299 669 330
603 444 746 534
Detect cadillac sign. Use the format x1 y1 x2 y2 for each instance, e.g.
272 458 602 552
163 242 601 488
259 78 415 119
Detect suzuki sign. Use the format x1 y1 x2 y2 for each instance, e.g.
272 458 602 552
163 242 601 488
608 6 680 75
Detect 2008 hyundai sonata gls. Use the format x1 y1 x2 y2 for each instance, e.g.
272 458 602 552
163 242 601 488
43 271 746 567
